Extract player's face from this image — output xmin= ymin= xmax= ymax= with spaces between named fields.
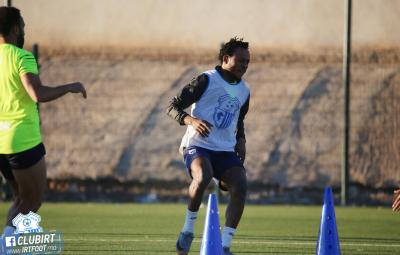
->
xmin=224 ymin=48 xmax=250 ymax=79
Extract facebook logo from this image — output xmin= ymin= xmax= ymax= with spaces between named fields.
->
xmin=5 ymin=236 xmax=16 ymax=247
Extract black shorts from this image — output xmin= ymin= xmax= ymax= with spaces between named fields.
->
xmin=0 ymin=143 xmax=46 ymax=180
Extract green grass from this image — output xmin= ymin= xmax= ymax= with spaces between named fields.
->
xmin=0 ymin=203 xmax=399 ymax=254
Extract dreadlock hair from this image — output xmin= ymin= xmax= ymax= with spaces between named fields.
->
xmin=0 ymin=6 xmax=21 ymax=37
xmin=218 ymin=37 xmax=249 ymax=63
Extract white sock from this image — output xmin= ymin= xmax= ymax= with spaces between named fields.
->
xmin=2 ymin=226 xmax=15 ymax=236
xmin=181 ymin=209 xmax=198 ymax=233
xmin=222 ymin=226 xmax=236 ymax=248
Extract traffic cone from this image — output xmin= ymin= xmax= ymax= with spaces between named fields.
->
xmin=316 ymin=187 xmax=341 ymax=255
xmin=200 ymin=194 xmax=223 ymax=255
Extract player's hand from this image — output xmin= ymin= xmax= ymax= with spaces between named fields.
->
xmin=393 ymin=189 xmax=400 ymax=212
xmin=68 ymin=82 xmax=87 ymax=99
xmin=235 ymin=138 xmax=246 ymax=163
xmin=185 ymin=116 xmax=213 ymax=137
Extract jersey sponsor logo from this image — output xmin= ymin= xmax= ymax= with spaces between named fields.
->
xmin=188 ymin=148 xmax=196 ymax=155
xmin=213 ymin=94 xmax=240 ymax=129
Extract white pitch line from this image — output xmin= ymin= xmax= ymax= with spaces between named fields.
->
xmin=63 ymin=238 xmax=400 ymax=248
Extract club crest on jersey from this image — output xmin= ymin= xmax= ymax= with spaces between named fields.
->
xmin=213 ymin=94 xmax=240 ymax=129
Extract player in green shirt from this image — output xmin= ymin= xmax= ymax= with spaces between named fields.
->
xmin=0 ymin=6 xmax=86 ymax=236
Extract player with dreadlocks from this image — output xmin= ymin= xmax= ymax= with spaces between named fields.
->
xmin=167 ymin=37 xmax=251 ymax=255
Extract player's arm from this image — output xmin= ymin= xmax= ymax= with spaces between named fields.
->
xmin=20 ymin=73 xmax=86 ymax=103
xmin=235 ymin=95 xmax=250 ymax=162
xmin=166 ymin=74 xmax=213 ymax=137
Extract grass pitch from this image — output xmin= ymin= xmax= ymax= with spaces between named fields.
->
xmin=0 ymin=203 xmax=399 ymax=254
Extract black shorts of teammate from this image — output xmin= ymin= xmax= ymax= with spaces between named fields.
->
xmin=0 ymin=143 xmax=46 ymax=180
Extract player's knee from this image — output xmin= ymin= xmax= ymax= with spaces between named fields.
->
xmin=197 ymin=177 xmax=213 ymax=190
xmin=192 ymin=171 xmax=212 ymax=190
xmin=230 ymin=179 xmax=247 ymax=199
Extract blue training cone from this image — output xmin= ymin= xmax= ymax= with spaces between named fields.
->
xmin=316 ymin=187 xmax=341 ymax=255
xmin=200 ymin=194 xmax=223 ymax=255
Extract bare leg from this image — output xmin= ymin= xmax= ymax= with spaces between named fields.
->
xmin=5 ymin=180 xmax=20 ymax=227
xmin=187 ymin=157 xmax=213 ymax=212
xmin=176 ymin=157 xmax=214 ymax=254
xmin=220 ymin=166 xmax=247 ymax=228
xmin=10 ymin=158 xmax=46 ymax=220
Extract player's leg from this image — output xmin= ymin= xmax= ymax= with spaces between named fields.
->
xmin=0 ymin=156 xmax=19 ymax=236
xmin=220 ymin=166 xmax=247 ymax=227
xmin=177 ymin=147 xmax=214 ymax=255
xmin=187 ymin=157 xmax=214 ymax=211
xmin=7 ymin=143 xmax=47 ymax=220
xmin=5 ymin=179 xmax=20 ymax=227
xmin=219 ymin=165 xmax=247 ymax=252
xmin=11 ymin=157 xmax=46 ymax=216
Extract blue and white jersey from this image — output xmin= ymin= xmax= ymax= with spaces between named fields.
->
xmin=180 ymin=69 xmax=250 ymax=152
